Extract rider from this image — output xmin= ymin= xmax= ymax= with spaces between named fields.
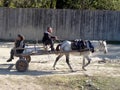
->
xmin=7 ymin=34 xmax=25 ymax=62
xmin=42 ymin=27 xmax=57 ymax=51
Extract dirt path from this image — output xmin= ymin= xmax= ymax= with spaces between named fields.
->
xmin=0 ymin=43 xmax=120 ymax=90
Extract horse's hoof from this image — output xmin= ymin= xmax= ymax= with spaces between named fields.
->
xmin=83 ymin=69 xmax=87 ymax=71
xmin=53 ymin=67 xmax=56 ymax=70
xmin=70 ymin=69 xmax=74 ymax=72
xmin=98 ymin=60 xmax=106 ymax=64
xmin=82 ymin=67 xmax=87 ymax=71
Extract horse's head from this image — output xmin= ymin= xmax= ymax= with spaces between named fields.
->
xmin=98 ymin=40 xmax=108 ymax=54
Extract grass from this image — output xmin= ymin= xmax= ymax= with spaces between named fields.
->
xmin=1 ymin=73 xmax=120 ymax=90
xmin=28 ymin=75 xmax=120 ymax=90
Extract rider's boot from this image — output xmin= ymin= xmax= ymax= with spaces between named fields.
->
xmin=7 ymin=55 xmax=14 ymax=62
xmin=7 ymin=58 xmax=12 ymax=62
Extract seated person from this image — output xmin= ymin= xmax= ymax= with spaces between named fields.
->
xmin=42 ymin=27 xmax=57 ymax=51
xmin=7 ymin=34 xmax=25 ymax=62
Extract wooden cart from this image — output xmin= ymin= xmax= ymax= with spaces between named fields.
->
xmin=14 ymin=46 xmax=89 ymax=72
xmin=14 ymin=47 xmax=70 ymax=72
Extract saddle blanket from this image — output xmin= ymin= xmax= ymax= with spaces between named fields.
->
xmin=71 ymin=40 xmax=94 ymax=52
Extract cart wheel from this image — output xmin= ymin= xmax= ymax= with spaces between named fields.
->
xmin=25 ymin=56 xmax=31 ymax=63
xmin=16 ymin=59 xmax=28 ymax=72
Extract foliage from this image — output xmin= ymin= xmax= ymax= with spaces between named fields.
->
xmin=0 ymin=0 xmax=120 ymax=10
xmin=0 ymin=0 xmax=56 ymax=8
xmin=90 ymin=0 xmax=120 ymax=10
xmin=56 ymin=0 xmax=81 ymax=9
xmin=33 ymin=75 xmax=120 ymax=90
xmin=56 ymin=0 xmax=120 ymax=10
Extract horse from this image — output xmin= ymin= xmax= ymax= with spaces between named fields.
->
xmin=53 ymin=40 xmax=108 ymax=71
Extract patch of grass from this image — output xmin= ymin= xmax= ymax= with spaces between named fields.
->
xmin=30 ymin=75 xmax=120 ymax=90
xmin=34 ymin=75 xmax=86 ymax=90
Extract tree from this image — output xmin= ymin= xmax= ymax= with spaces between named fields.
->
xmin=55 ymin=0 xmax=120 ymax=10
xmin=1 ymin=0 xmax=120 ymax=10
xmin=56 ymin=0 xmax=82 ymax=9
xmin=4 ymin=0 xmax=10 ymax=7
xmin=56 ymin=0 xmax=64 ymax=9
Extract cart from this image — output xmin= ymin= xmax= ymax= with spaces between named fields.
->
xmin=14 ymin=45 xmax=56 ymax=72
xmin=14 ymin=45 xmax=90 ymax=72
xmin=14 ymin=45 xmax=71 ymax=72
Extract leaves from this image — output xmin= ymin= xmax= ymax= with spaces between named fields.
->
xmin=0 ymin=0 xmax=120 ymax=10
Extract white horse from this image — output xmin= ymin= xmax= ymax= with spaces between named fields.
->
xmin=53 ymin=40 xmax=108 ymax=71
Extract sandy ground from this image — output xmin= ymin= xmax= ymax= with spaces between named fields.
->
xmin=0 ymin=42 xmax=120 ymax=90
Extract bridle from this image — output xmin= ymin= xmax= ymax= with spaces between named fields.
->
xmin=98 ymin=41 xmax=107 ymax=53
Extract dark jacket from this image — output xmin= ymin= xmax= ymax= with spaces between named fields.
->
xmin=15 ymin=40 xmax=25 ymax=53
xmin=42 ymin=31 xmax=55 ymax=43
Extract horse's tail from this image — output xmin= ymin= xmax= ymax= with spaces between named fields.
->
xmin=56 ymin=44 xmax=61 ymax=51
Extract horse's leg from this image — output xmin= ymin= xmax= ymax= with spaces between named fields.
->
xmin=65 ymin=53 xmax=73 ymax=72
xmin=82 ymin=57 xmax=86 ymax=71
xmin=82 ymin=56 xmax=91 ymax=71
xmin=85 ymin=56 xmax=91 ymax=67
xmin=53 ymin=54 xmax=63 ymax=70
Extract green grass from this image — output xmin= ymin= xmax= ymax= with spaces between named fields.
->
xmin=30 ymin=75 xmax=120 ymax=90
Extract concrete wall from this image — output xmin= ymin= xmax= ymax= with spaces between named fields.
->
xmin=0 ymin=8 xmax=120 ymax=41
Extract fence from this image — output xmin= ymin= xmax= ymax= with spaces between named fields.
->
xmin=0 ymin=8 xmax=120 ymax=41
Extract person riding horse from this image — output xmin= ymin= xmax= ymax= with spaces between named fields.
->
xmin=7 ymin=34 xmax=25 ymax=62
xmin=42 ymin=27 xmax=57 ymax=51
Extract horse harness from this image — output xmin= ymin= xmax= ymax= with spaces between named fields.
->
xmin=71 ymin=40 xmax=94 ymax=52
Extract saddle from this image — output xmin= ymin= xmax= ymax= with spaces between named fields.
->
xmin=71 ymin=40 xmax=94 ymax=52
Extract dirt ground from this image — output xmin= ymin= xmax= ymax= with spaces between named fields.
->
xmin=0 ymin=42 xmax=120 ymax=90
